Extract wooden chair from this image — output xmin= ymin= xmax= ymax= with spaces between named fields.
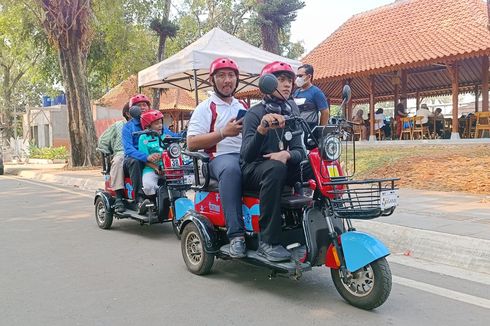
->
xmin=475 ymin=112 xmax=490 ymax=138
xmin=376 ymin=127 xmax=385 ymax=140
xmin=412 ymin=116 xmax=431 ymax=139
xmin=462 ymin=115 xmax=477 ymax=138
xmin=400 ymin=117 xmax=412 ymax=140
xmin=353 ymin=124 xmax=363 ymax=141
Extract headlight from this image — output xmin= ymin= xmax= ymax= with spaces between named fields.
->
xmin=168 ymin=143 xmax=181 ymax=158
xmin=320 ymin=135 xmax=342 ymax=161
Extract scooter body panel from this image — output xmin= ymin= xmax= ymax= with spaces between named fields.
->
xmin=340 ymin=231 xmax=390 ymax=272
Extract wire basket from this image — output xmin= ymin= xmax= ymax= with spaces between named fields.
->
xmin=163 ymin=165 xmax=194 ymax=190
xmin=325 ymin=178 xmax=399 ymax=219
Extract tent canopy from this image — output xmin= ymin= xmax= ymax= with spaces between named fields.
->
xmin=137 ymin=28 xmax=302 ymax=94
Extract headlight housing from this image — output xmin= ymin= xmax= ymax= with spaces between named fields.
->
xmin=168 ymin=143 xmax=181 ymax=158
xmin=320 ymin=135 xmax=342 ymax=161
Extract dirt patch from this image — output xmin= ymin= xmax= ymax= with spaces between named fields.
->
xmin=355 ymin=144 xmax=490 ymax=194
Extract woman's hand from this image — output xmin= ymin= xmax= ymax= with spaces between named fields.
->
xmin=263 ymin=151 xmax=291 ymax=164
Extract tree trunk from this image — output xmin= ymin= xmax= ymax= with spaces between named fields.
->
xmin=58 ymin=41 xmax=98 ymax=166
xmin=152 ymin=35 xmax=167 ymax=110
xmin=260 ymin=22 xmax=280 ymax=54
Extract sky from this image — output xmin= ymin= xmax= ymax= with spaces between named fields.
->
xmin=290 ymin=0 xmax=396 ymax=55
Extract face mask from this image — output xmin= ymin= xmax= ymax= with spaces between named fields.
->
xmin=295 ymin=76 xmax=305 ymax=88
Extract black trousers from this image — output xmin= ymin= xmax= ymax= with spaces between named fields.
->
xmin=123 ymin=157 xmax=144 ymax=200
xmin=242 ymin=159 xmax=302 ymax=244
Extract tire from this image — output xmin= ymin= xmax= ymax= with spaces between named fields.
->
xmin=181 ymin=223 xmax=214 ymax=275
xmin=0 ymin=167 xmax=4 ymax=175
xmin=331 ymin=257 xmax=392 ymax=310
xmin=95 ymin=196 xmax=114 ymax=229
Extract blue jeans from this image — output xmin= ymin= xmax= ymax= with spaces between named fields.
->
xmin=209 ymin=153 xmax=244 ymax=238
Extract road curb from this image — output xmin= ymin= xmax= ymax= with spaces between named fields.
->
xmin=12 ymin=170 xmax=104 ymax=192
xmin=355 ymin=220 xmax=490 ymax=274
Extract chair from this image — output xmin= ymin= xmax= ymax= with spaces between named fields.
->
xmin=376 ymin=127 xmax=385 ymax=140
xmin=400 ymin=117 xmax=412 ymax=140
xmin=462 ymin=115 xmax=477 ymax=138
xmin=353 ymin=124 xmax=363 ymax=141
xmin=475 ymin=112 xmax=490 ymax=138
xmin=412 ymin=116 xmax=431 ymax=139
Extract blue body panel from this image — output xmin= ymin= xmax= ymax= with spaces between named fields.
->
xmin=175 ymin=197 xmax=194 ymax=220
xmin=341 ymin=231 xmax=390 ymax=272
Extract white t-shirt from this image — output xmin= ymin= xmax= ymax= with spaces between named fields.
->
xmin=416 ymin=108 xmax=434 ymax=124
xmin=375 ymin=113 xmax=386 ymax=130
xmin=187 ymin=93 xmax=246 ymax=157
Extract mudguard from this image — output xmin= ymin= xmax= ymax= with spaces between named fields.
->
xmin=94 ymin=189 xmax=113 ymax=208
xmin=340 ymin=231 xmax=390 ymax=272
xmin=174 ymin=197 xmax=194 ymax=221
xmin=179 ymin=211 xmax=219 ymax=253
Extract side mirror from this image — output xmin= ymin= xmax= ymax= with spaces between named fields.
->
xmin=342 ymin=85 xmax=352 ymax=103
xmin=129 ymin=105 xmax=141 ymax=119
xmin=258 ymin=73 xmax=278 ymax=95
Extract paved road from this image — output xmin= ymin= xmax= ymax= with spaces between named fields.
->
xmin=1 ymin=176 xmax=489 ymax=326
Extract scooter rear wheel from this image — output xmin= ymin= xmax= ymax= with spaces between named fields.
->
xmin=181 ymin=223 xmax=214 ymax=275
xmin=95 ymin=196 xmax=113 ymax=229
xmin=331 ymin=257 xmax=392 ymax=310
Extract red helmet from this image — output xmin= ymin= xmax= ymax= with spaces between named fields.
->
xmin=141 ymin=110 xmax=163 ymax=130
xmin=129 ymin=94 xmax=151 ymax=107
xmin=209 ymin=57 xmax=239 ymax=76
xmin=261 ymin=61 xmax=295 ymax=79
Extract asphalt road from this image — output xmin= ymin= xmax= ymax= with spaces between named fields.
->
xmin=1 ymin=176 xmax=489 ymax=326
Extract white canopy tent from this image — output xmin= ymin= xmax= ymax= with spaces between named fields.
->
xmin=137 ymin=28 xmax=302 ymax=104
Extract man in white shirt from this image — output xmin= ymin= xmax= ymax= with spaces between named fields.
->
xmin=187 ymin=58 xmax=247 ymax=258
xmin=417 ymin=103 xmax=434 ymax=125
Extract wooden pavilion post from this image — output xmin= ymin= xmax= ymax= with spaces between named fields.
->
xmin=475 ymin=84 xmax=480 ymax=113
xmin=345 ymin=79 xmax=353 ymax=120
xmin=400 ymin=70 xmax=408 ymax=109
xmin=415 ymin=91 xmax=420 ymax=111
xmin=447 ymin=62 xmax=460 ymax=139
xmin=482 ymin=56 xmax=489 ymax=112
xmin=369 ymin=75 xmax=376 ymax=142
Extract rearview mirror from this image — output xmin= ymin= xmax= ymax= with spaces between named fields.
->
xmin=258 ymin=73 xmax=278 ymax=95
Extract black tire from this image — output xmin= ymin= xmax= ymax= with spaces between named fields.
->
xmin=181 ymin=223 xmax=214 ymax=275
xmin=95 ymin=196 xmax=114 ymax=229
xmin=331 ymin=257 xmax=392 ymax=310
xmin=0 ymin=167 xmax=4 ymax=175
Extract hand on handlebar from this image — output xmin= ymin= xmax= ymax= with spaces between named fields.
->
xmin=258 ymin=114 xmax=285 ymax=135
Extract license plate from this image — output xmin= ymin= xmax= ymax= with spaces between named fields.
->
xmin=184 ymin=174 xmax=194 ymax=184
xmin=380 ymin=190 xmax=399 ymax=209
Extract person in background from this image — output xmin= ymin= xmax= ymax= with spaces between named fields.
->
xmin=374 ymin=108 xmax=391 ymax=139
xmin=395 ymin=103 xmax=408 ymax=139
xmin=352 ymin=109 xmax=368 ymax=140
xmin=97 ymin=102 xmax=131 ymax=213
xmin=434 ymin=108 xmax=445 ymax=138
xmin=293 ymin=64 xmax=329 ymax=132
xmin=416 ymin=104 xmax=434 ymax=127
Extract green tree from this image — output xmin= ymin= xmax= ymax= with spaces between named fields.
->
xmin=255 ymin=0 xmax=304 ymax=55
xmin=36 ymin=0 xmax=99 ymax=167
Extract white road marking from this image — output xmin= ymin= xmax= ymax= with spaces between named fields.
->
xmin=393 ymin=275 xmax=490 ymax=310
xmin=4 ymin=175 xmax=93 ymax=198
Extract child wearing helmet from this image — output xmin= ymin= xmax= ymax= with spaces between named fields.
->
xmin=137 ymin=110 xmax=174 ymax=213
xmin=240 ymin=61 xmax=305 ymax=263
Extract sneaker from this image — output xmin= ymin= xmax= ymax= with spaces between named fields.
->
xmin=257 ymin=242 xmax=291 ymax=262
xmin=229 ymin=236 xmax=246 ymax=258
xmin=138 ymin=199 xmax=151 ymax=215
xmin=114 ymin=198 xmax=126 ymax=213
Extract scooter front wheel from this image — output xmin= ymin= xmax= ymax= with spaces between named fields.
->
xmin=331 ymin=257 xmax=392 ymax=310
xmin=181 ymin=223 xmax=214 ymax=275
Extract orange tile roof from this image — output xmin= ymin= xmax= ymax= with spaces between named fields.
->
xmin=303 ymin=0 xmax=490 ymax=81
xmin=95 ymin=75 xmax=205 ymax=110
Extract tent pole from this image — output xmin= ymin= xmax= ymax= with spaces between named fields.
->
xmin=193 ymin=69 xmax=199 ymax=106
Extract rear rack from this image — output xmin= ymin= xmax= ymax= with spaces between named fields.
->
xmin=324 ymin=178 xmax=399 ymax=219
xmin=163 ymin=165 xmax=194 ymax=189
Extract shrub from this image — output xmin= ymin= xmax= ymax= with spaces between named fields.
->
xmin=29 ymin=145 xmax=68 ymax=160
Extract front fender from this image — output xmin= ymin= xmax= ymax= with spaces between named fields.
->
xmin=94 ymin=190 xmax=113 ymax=207
xmin=341 ymin=231 xmax=390 ymax=272
xmin=174 ymin=197 xmax=194 ymax=221
xmin=179 ymin=211 xmax=219 ymax=253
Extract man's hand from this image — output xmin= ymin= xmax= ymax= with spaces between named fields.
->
xmin=263 ymin=151 xmax=291 ymax=164
xmin=257 ymin=114 xmax=285 ymax=135
xmin=221 ymin=118 xmax=243 ymax=138
xmin=147 ymin=153 xmax=161 ymax=163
